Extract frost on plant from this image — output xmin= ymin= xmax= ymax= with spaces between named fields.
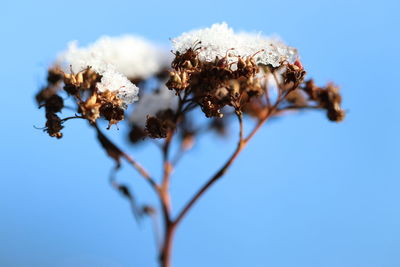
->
xmin=172 ymin=22 xmax=297 ymax=67
xmin=96 ymin=67 xmax=139 ymax=107
xmin=35 ymin=23 xmax=345 ymax=267
xmin=36 ymin=35 xmax=172 ymax=135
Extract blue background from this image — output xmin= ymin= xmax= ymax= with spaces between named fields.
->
xmin=1 ymin=0 xmax=399 ymax=266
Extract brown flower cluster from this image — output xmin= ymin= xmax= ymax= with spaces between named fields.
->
xmin=302 ymin=80 xmax=345 ymax=122
xmin=36 ymin=68 xmax=65 ymax=138
xmin=145 ymin=109 xmax=176 ymax=139
xmin=37 ymin=38 xmax=345 ymax=147
xmin=36 ymin=67 xmax=133 ymax=138
xmin=126 ymin=42 xmax=345 ymax=146
xmin=163 ymin=43 xmax=344 ymax=128
xmin=166 ymin=43 xmax=267 ymax=118
xmin=62 ymin=67 xmax=130 ymax=127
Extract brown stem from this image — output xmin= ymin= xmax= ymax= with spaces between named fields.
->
xmin=159 ymin=130 xmax=176 ymax=267
xmin=60 ymin=115 xmax=85 ymax=122
xmin=94 ymin=124 xmax=169 ymax=265
xmin=161 ymin=134 xmax=173 ymax=190
xmin=122 ymin=151 xmax=159 ymax=191
xmin=174 ymin=112 xmax=245 ymax=226
xmin=94 ymin=124 xmax=159 ymax=192
xmin=158 ymin=89 xmax=192 ymax=267
xmin=159 ymin=222 xmax=175 ymax=267
xmin=275 ymin=105 xmax=321 ymax=114
xmin=159 ymin=113 xmax=246 ymax=264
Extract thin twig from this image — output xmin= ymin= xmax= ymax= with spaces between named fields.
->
xmin=171 ymin=146 xmax=187 ymax=167
xmin=277 ymin=105 xmax=320 ymax=111
xmin=147 ymin=210 xmax=162 ymax=252
xmin=174 ymin=111 xmax=245 ymax=226
xmin=60 ymin=115 xmax=85 ymax=122
xmin=122 ymin=151 xmax=159 ymax=191
xmin=93 ymin=124 xmax=159 ymax=192
xmin=237 ymin=111 xmax=244 ymax=142
xmin=158 ymin=90 xmax=195 ymax=267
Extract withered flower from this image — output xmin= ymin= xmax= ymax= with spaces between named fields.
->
xmin=47 ymin=68 xmax=63 ymax=85
xmin=302 ymin=79 xmax=345 ymax=122
xmin=44 ymin=112 xmax=63 ymax=139
xmin=44 ymin=94 xmax=64 ymax=113
xmin=40 ymin=35 xmax=171 ymax=133
xmin=60 ymin=57 xmax=138 ymax=127
xmin=282 ymin=60 xmax=306 ymax=89
xmin=80 ymin=93 xmax=101 ymax=123
xmin=100 ymin=102 xmax=125 ymax=128
xmin=200 ymin=95 xmax=225 ymax=118
xmin=285 ymin=89 xmax=308 ymax=108
xmin=166 ymin=70 xmax=190 ymax=90
xmin=145 ymin=109 xmax=176 ymax=139
xmin=167 ymin=23 xmax=300 ymax=119
xmin=128 ymin=124 xmax=147 ymax=143
xmin=36 ymin=68 xmax=63 ymax=105
xmin=171 ymin=41 xmax=202 ymax=69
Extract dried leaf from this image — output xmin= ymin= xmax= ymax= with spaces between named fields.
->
xmin=96 ymin=126 xmax=123 ymax=168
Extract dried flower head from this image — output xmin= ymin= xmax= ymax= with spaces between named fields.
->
xmin=302 ymin=80 xmax=345 ymax=122
xmin=36 ymin=35 xmax=159 ymax=137
xmin=44 ymin=112 xmax=63 ymax=139
xmin=60 ymin=65 xmax=138 ymax=128
xmin=145 ymin=109 xmax=176 ymax=139
xmin=57 ymin=38 xmax=145 ymax=127
xmin=167 ymin=23 xmax=300 ymax=118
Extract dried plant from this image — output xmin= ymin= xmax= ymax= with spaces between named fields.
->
xmin=35 ymin=23 xmax=345 ymax=267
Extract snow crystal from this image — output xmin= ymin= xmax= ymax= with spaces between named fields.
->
xmin=130 ymin=86 xmax=179 ymax=128
xmin=58 ymin=49 xmax=139 ymax=107
xmin=171 ymin=23 xmax=298 ymax=67
xmin=57 ymin=35 xmax=169 ymax=79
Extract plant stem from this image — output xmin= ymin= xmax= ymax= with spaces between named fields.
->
xmin=174 ymin=112 xmax=246 ymax=226
xmin=159 ymin=221 xmax=175 ymax=267
xmin=94 ymin=71 xmax=295 ymax=267
xmin=94 ymin=123 xmax=159 ymax=192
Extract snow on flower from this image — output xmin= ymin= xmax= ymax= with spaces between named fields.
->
xmin=96 ymin=67 xmax=139 ymax=107
xmin=171 ymin=22 xmax=298 ymax=67
xmin=55 ymin=35 xmax=172 ymax=107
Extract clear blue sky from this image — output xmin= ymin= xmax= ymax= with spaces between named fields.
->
xmin=1 ymin=0 xmax=399 ymax=266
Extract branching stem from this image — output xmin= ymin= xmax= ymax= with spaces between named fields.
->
xmin=94 ymin=70 xmax=299 ymax=267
